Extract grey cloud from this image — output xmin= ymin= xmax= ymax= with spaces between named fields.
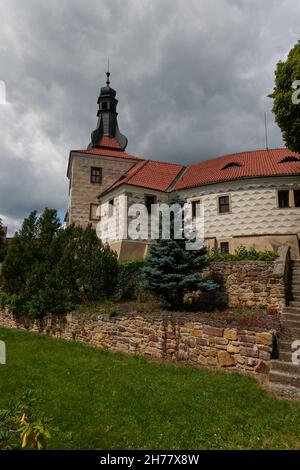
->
xmin=0 ymin=0 xmax=299 ymax=234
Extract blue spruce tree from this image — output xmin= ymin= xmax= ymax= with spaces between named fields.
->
xmin=141 ymin=194 xmax=217 ymax=309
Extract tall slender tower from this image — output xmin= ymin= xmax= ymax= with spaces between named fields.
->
xmin=66 ymin=72 xmax=141 ymax=228
xmin=88 ymin=70 xmax=128 ymax=150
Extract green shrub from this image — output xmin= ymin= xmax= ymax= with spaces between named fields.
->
xmin=115 ymin=260 xmax=144 ymax=301
xmin=0 ymin=391 xmax=53 ymax=450
xmin=1 ymin=209 xmax=119 ymax=317
xmin=209 ymin=245 xmax=279 ymax=262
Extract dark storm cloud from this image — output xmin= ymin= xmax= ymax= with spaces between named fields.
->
xmin=0 ymin=0 xmax=299 ymax=233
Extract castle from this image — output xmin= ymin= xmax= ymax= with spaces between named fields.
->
xmin=66 ymin=73 xmax=300 ymax=260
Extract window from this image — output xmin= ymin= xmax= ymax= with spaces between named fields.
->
xmin=90 ymin=203 xmax=100 ymax=221
xmin=221 ymin=162 xmax=242 ymax=170
xmin=220 ymin=242 xmax=230 ymax=254
xmin=91 ymin=167 xmax=102 ymax=184
xmin=145 ymin=195 xmax=157 ymax=214
xmin=278 ymin=190 xmax=290 ymax=208
xmin=218 ymin=195 xmax=230 ymax=214
xmin=279 ymin=156 xmax=300 ymax=163
xmin=109 ymin=199 xmax=114 ymax=217
xmin=101 ymin=102 xmax=108 ymax=110
xmin=191 ymin=200 xmax=200 ymax=219
xmin=294 ymin=190 xmax=300 ymax=208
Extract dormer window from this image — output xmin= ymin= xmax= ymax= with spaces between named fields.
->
xmin=221 ymin=162 xmax=242 ymax=170
xmin=279 ymin=156 xmax=300 ymax=163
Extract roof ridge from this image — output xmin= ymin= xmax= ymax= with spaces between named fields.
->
xmin=143 ymin=158 xmax=184 ymax=167
xmin=125 ymin=159 xmax=149 ymax=182
xmin=187 ymin=147 xmax=293 ymax=168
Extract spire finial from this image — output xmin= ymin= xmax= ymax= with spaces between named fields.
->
xmin=106 ymin=57 xmax=110 ymax=87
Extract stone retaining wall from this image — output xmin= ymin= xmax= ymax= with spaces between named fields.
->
xmin=208 ymin=246 xmax=290 ymax=313
xmin=0 ymin=308 xmax=276 ymax=376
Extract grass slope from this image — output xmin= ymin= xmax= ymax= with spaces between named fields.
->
xmin=0 ymin=327 xmax=300 ymax=450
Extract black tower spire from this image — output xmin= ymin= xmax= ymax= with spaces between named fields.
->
xmin=88 ymin=70 xmax=128 ymax=150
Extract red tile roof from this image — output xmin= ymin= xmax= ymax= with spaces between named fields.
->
xmin=174 ymin=148 xmax=300 ymax=190
xmin=95 ymin=136 xmax=122 ymax=149
xmin=101 ymin=160 xmax=185 ymax=196
xmin=71 ymin=146 xmax=143 ymax=161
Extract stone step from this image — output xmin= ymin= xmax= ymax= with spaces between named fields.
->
xmin=271 ymin=360 xmax=300 ymax=375
xmin=279 ymin=327 xmax=300 ymax=337
xmin=281 ymin=313 xmax=300 ymax=321
xmin=278 ymin=340 xmax=293 ymax=352
xmin=283 ymin=307 xmax=300 ymax=314
xmin=269 ymin=382 xmax=300 ymax=398
xmin=278 ymin=351 xmax=292 ymax=362
xmin=282 ymin=319 xmax=300 ymax=329
xmin=269 ymin=370 xmax=300 ymax=388
xmin=289 ymin=301 xmax=300 ymax=308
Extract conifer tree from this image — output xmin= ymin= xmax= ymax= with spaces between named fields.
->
xmin=141 ymin=194 xmax=217 ymax=309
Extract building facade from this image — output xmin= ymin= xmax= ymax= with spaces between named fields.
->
xmin=67 ymin=76 xmax=300 ymax=260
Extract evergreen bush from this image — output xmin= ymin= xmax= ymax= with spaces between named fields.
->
xmin=1 ymin=209 xmax=118 ymax=317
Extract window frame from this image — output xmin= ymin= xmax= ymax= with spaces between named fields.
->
xmin=89 ymin=203 xmax=100 ymax=222
xmin=90 ymin=167 xmax=102 ymax=184
xmin=293 ymin=189 xmax=300 ymax=208
xmin=108 ymin=199 xmax=114 ymax=217
xmin=277 ymin=189 xmax=291 ymax=209
xmin=145 ymin=194 xmax=157 ymax=215
xmin=220 ymin=241 xmax=230 ymax=254
xmin=218 ymin=194 xmax=231 ymax=214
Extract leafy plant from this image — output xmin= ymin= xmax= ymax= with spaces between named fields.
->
xmin=115 ymin=260 xmax=144 ymax=301
xmin=269 ymin=40 xmax=300 ymax=153
xmin=209 ymin=245 xmax=279 ymax=262
xmin=0 ymin=391 xmax=53 ymax=450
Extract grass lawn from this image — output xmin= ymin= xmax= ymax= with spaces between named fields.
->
xmin=1 ymin=328 xmax=300 ymax=450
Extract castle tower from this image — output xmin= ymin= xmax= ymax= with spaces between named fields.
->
xmin=66 ymin=72 xmax=141 ymax=228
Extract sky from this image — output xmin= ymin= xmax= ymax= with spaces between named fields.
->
xmin=0 ymin=0 xmax=299 ymax=234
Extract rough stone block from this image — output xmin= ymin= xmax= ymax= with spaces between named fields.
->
xmin=224 ymin=329 xmax=238 ymax=341
xmin=217 ymin=351 xmax=235 ymax=367
xmin=203 ymin=326 xmax=224 ymax=337
xmin=255 ymin=332 xmax=273 ymax=346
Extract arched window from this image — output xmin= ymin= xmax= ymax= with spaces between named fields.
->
xmin=221 ymin=162 xmax=242 ymax=170
xmin=279 ymin=156 xmax=300 ymax=163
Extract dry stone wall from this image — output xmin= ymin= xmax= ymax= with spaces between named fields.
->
xmin=0 ymin=308 xmax=276 ymax=376
xmin=208 ymin=246 xmax=290 ymax=313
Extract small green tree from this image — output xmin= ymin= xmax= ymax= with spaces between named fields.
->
xmin=270 ymin=41 xmax=300 ymax=153
xmin=141 ymin=195 xmax=217 ymax=309
xmin=2 ymin=210 xmax=119 ymax=317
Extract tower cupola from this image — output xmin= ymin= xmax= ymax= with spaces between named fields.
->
xmin=88 ymin=71 xmax=128 ymax=150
